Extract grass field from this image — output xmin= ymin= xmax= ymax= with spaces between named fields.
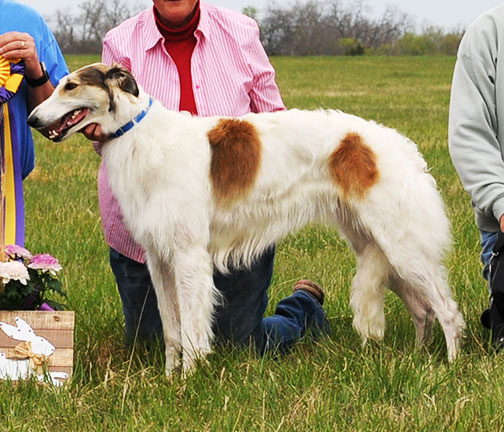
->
xmin=1 ymin=55 xmax=502 ymax=431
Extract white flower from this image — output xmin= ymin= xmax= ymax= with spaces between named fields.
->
xmin=0 ymin=261 xmax=30 ymax=285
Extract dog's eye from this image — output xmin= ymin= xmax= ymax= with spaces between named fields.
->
xmin=65 ymin=82 xmax=78 ymax=91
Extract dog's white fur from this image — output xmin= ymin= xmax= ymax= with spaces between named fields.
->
xmin=29 ymin=64 xmax=465 ymax=375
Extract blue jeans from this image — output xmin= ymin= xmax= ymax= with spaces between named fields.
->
xmin=109 ymin=247 xmax=329 ymax=354
xmin=480 ymin=230 xmax=498 ymax=282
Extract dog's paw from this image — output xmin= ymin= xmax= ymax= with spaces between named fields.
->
xmin=180 ymin=356 xmax=210 ymax=379
xmin=353 ymin=315 xmax=385 ymax=343
xmin=165 ymin=346 xmax=181 ymax=377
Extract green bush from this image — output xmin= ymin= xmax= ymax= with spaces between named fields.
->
xmin=338 ymin=37 xmax=366 ymax=56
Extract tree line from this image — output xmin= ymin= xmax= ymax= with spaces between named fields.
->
xmin=49 ymin=0 xmax=145 ymax=54
xmin=255 ymin=0 xmax=463 ymax=56
xmin=49 ymin=0 xmax=463 ymax=56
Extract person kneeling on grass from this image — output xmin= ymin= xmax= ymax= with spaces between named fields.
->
xmin=449 ymin=4 xmax=504 ymax=350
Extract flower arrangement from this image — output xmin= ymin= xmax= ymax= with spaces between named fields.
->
xmin=0 ymin=244 xmax=66 ymax=311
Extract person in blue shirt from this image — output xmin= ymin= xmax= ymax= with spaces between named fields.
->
xmin=0 ymin=0 xmax=68 ymax=245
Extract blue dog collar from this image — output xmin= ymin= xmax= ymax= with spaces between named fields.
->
xmin=111 ymin=97 xmax=154 ymax=138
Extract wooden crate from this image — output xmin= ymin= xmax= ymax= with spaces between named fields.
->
xmin=0 ymin=311 xmax=74 ymax=382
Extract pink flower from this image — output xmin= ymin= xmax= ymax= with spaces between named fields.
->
xmin=28 ymin=254 xmax=62 ymax=275
xmin=5 ymin=244 xmax=32 ymax=260
xmin=0 ymin=261 xmax=30 ymax=285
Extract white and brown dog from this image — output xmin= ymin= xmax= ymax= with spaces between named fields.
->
xmin=28 ymin=63 xmax=465 ymax=375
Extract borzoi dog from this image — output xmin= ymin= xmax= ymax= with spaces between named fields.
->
xmin=28 ymin=63 xmax=465 ymax=375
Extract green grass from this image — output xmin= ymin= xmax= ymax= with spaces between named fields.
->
xmin=2 ymin=55 xmax=500 ymax=430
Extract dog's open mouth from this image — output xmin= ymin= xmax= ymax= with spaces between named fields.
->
xmin=46 ymin=108 xmax=89 ymax=141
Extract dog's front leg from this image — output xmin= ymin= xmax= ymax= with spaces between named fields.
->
xmin=172 ymin=246 xmax=220 ymax=376
xmin=146 ymin=251 xmax=182 ymax=376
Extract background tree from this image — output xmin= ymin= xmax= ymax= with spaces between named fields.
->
xmin=260 ymin=0 xmax=414 ymax=55
xmin=242 ymin=6 xmax=259 ymax=21
xmin=51 ymin=0 xmax=146 ymax=54
xmin=259 ymin=0 xmax=465 ymax=56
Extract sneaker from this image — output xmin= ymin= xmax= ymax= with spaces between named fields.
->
xmin=293 ymin=279 xmax=325 ymax=306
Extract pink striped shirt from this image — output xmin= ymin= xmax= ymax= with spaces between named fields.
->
xmin=99 ymin=3 xmax=285 ymax=263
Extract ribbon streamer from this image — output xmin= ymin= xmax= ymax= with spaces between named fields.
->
xmin=0 ymin=55 xmax=26 ymax=251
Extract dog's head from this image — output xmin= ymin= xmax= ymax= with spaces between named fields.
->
xmin=28 ymin=63 xmax=141 ymax=142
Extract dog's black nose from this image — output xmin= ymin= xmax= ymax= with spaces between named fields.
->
xmin=27 ymin=114 xmax=40 ymax=129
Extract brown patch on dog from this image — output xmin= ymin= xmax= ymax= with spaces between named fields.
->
xmin=207 ymin=118 xmax=262 ymax=206
xmin=329 ymin=132 xmax=379 ymax=198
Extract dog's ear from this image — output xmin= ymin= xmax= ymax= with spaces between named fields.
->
xmin=105 ymin=66 xmax=139 ymax=97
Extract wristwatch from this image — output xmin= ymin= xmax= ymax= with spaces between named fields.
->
xmin=25 ymin=61 xmax=50 ymax=87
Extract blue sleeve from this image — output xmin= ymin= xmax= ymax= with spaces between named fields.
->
xmin=36 ymin=16 xmax=69 ymax=85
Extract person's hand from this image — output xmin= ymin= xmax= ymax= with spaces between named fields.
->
xmin=0 ymin=31 xmax=43 ymax=82
xmin=80 ymin=123 xmax=109 ymax=143
xmin=500 ymin=214 xmax=504 ymax=233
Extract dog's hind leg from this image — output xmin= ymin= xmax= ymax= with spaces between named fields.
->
xmin=146 ymin=252 xmax=182 ymax=376
xmin=171 ymin=246 xmax=220 ymax=376
xmin=400 ymin=266 xmax=464 ymax=362
xmin=388 ymin=275 xmax=435 ymax=348
xmin=344 ymin=226 xmax=437 ymax=349
xmin=372 ymin=239 xmax=465 ymax=361
xmin=349 ymin=242 xmax=390 ymax=345
xmin=348 ymin=180 xmax=464 ymax=360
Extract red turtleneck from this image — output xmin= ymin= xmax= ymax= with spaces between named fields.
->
xmin=155 ymin=4 xmax=200 ymax=115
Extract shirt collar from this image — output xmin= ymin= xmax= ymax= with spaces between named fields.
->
xmin=144 ymin=3 xmax=211 ymax=52
xmin=196 ymin=3 xmax=211 ymax=40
